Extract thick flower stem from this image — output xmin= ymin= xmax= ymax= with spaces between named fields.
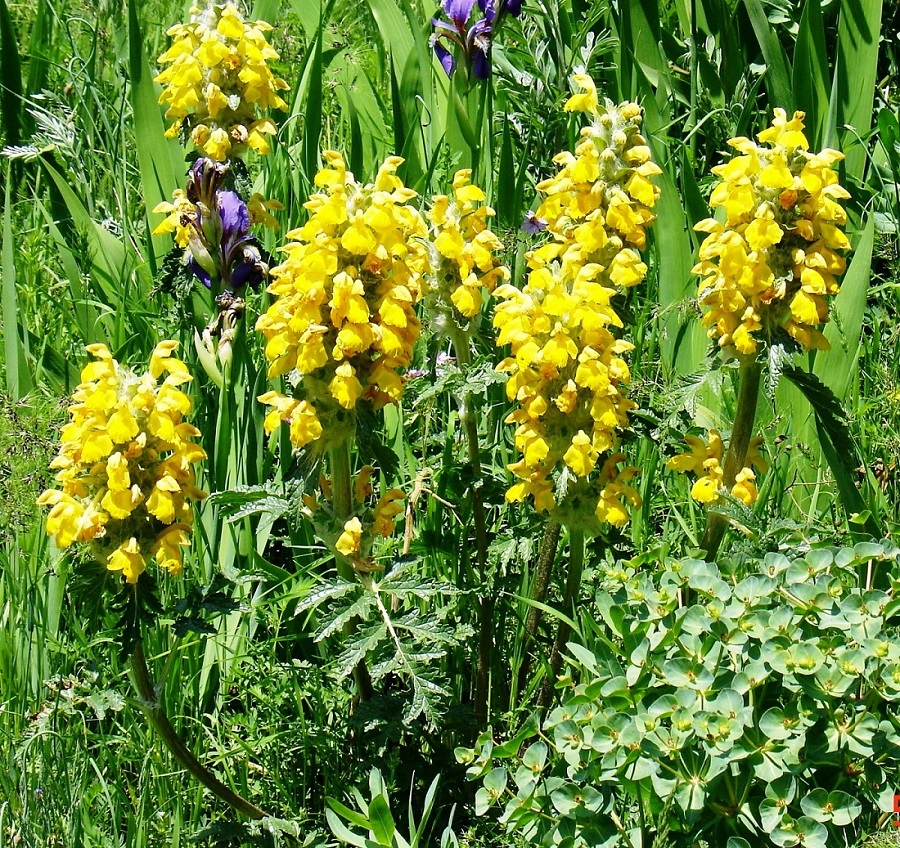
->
xmin=129 ymin=643 xmax=266 ymax=820
xmin=700 ymin=359 xmax=763 ymax=562
xmin=452 ymin=339 xmax=493 ymax=727
xmin=516 ymin=521 xmax=561 ymax=700
xmin=537 ymin=527 xmax=585 ymax=709
xmin=328 ymin=440 xmax=374 ymax=701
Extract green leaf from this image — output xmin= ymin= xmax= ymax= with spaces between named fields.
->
xmin=835 ymin=0 xmax=883 ymax=179
xmin=792 ymin=0 xmax=829 ymax=146
xmin=127 ymin=0 xmax=182 ymax=273
xmin=742 ymin=0 xmax=793 ymax=109
xmin=42 ymin=160 xmax=150 ymax=302
xmin=326 ymin=808 xmax=369 ymax=848
xmin=294 ymin=580 xmax=358 ymax=614
xmin=783 ymin=364 xmax=881 ymax=537
xmin=815 ymin=214 xmax=875 ymax=400
xmin=2 ymin=179 xmax=32 ymax=398
xmin=367 ymin=794 xmax=395 ymax=847
xmin=0 ymin=0 xmax=23 ymax=149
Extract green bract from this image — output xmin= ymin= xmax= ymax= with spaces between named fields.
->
xmin=459 ymin=542 xmax=900 ymax=847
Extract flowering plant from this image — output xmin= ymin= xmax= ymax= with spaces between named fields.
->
xmin=37 ymin=342 xmax=205 ymax=584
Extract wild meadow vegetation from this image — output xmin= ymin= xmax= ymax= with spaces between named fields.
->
xmin=1 ymin=0 xmax=899 ymax=845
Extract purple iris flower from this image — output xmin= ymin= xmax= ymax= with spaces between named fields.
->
xmin=180 ymin=159 xmax=267 ymax=294
xmin=431 ymin=0 xmax=520 ymax=79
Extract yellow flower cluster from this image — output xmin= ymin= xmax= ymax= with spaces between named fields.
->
xmin=668 ymin=432 xmax=768 ymax=505
xmin=303 ymin=467 xmax=405 ymax=563
xmin=155 ymin=2 xmax=289 ymax=161
xmin=37 ymin=343 xmax=206 ymax=584
xmin=424 ymin=170 xmax=508 ymax=332
xmin=693 ymin=109 xmax=850 ymax=354
xmin=256 ymin=152 xmax=429 ymax=450
xmin=492 ymin=75 xmax=659 ymax=528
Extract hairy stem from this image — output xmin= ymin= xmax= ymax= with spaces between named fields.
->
xmin=452 ymin=338 xmax=493 ymax=727
xmin=328 ymin=440 xmax=374 ymax=701
xmin=130 ymin=643 xmax=266 ymax=819
xmin=516 ymin=521 xmax=561 ymax=700
xmin=537 ymin=527 xmax=585 ymax=709
xmin=700 ymin=358 xmax=763 ymax=561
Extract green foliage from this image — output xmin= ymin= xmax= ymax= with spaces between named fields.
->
xmin=461 ymin=542 xmax=900 ymax=846
xmin=327 ymin=768 xmax=456 ymax=848
xmin=296 ymin=556 xmax=474 ymax=724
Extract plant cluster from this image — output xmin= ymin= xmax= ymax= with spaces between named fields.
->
xmin=461 ymin=542 xmax=900 ymax=848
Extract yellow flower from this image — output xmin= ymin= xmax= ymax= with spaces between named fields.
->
xmin=668 ymin=431 xmax=767 ymax=505
xmin=424 ymin=170 xmax=508 ymax=334
xmin=336 ymin=517 xmax=363 ymax=556
xmin=155 ymin=3 xmax=289 ymax=160
xmin=373 ymin=490 xmax=405 ymax=537
xmin=152 ymin=190 xmax=195 ymax=248
xmin=256 ymin=152 xmax=428 ymax=451
xmin=37 ymin=342 xmax=206 ymax=584
xmin=693 ymin=109 xmax=850 ymax=354
xmin=494 ymin=76 xmax=658 ymax=529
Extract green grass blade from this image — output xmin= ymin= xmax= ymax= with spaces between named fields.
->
xmin=128 ymin=0 xmax=183 ymax=274
xmin=24 ymin=0 xmax=53 ymax=105
xmin=742 ymin=0 xmax=793 ymax=109
xmin=250 ymin=0 xmax=280 ymax=21
xmin=2 ymin=179 xmax=32 ymax=398
xmin=784 ymin=365 xmax=882 ymax=537
xmin=41 ymin=160 xmax=137 ymax=305
xmin=302 ymin=5 xmax=325 ymax=180
xmin=835 ymin=0 xmax=883 ymax=180
xmin=814 ymin=213 xmax=875 ymax=400
xmin=364 ymin=0 xmax=415 ymax=75
xmin=0 ymin=0 xmax=23 ymax=149
xmin=792 ymin=0 xmax=829 ymax=147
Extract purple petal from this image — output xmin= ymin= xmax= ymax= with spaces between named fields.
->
xmin=443 ymin=0 xmax=477 ymax=27
xmin=503 ymin=0 xmax=522 ymax=15
xmin=433 ymin=40 xmax=456 ymax=76
xmin=521 ymin=212 xmax=547 ymax=234
xmin=472 ymin=45 xmax=491 ymax=78
xmin=478 ymin=0 xmax=496 ymax=22
xmin=190 ymin=256 xmax=212 ymax=288
xmin=218 ymin=191 xmax=250 ymax=241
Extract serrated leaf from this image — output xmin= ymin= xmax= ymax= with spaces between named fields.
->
xmin=336 ymin=623 xmax=387 ymax=679
xmin=316 ymin=593 xmax=376 ymax=641
xmin=294 ymin=580 xmax=358 ymax=615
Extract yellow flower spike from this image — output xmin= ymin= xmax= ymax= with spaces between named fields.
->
xmin=695 ymin=109 xmax=848 ymax=354
xmin=424 ymin=170 xmax=508 ymax=333
xmin=155 ymin=2 xmax=289 ymax=159
xmin=37 ymin=343 xmax=206 ymax=584
xmin=494 ymin=76 xmax=658 ymax=529
xmin=257 ymin=152 xmax=428 ymax=451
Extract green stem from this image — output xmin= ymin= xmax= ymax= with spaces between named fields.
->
xmin=130 ymin=643 xmax=265 ymax=820
xmin=327 ymin=440 xmax=374 ymax=701
xmin=452 ymin=338 xmax=493 ymax=727
xmin=537 ymin=527 xmax=585 ymax=709
xmin=516 ymin=521 xmax=561 ymax=701
xmin=700 ymin=358 xmax=763 ymax=561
